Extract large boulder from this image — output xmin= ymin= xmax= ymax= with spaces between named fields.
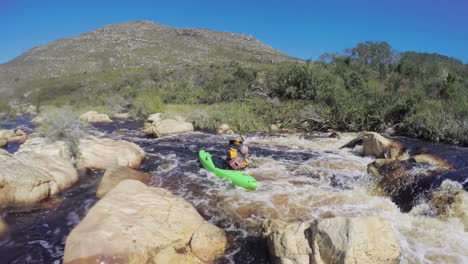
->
xmin=144 ymin=119 xmax=194 ymax=137
xmin=77 ymin=136 xmax=145 ymax=170
xmin=63 ymin=180 xmax=227 ymax=264
xmin=96 ymin=165 xmax=152 ymax=198
xmin=362 ymin=132 xmax=406 ymax=159
xmin=79 ymin=111 xmax=112 ymax=123
xmin=429 ymin=181 xmax=468 ymax=231
xmin=0 ymin=152 xmax=78 ymax=205
xmin=16 ymin=137 xmax=72 ymax=161
xmin=262 ymin=217 xmax=401 ymax=264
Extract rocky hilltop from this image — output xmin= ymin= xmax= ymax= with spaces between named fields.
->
xmin=0 ymin=20 xmax=300 ymax=95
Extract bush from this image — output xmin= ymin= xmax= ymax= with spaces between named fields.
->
xmin=129 ymin=91 xmax=166 ymax=118
xmin=39 ymin=108 xmax=88 ymax=158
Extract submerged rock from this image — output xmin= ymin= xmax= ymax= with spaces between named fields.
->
xmin=96 ymin=165 xmax=152 ymax=198
xmin=64 ymin=180 xmax=227 ymax=263
xmin=262 ymin=217 xmax=401 ymax=264
xmin=429 ymin=181 xmax=468 ymax=231
xmin=79 ymin=111 xmax=112 ymax=123
xmin=0 ymin=152 xmax=78 ymax=205
xmin=77 ymin=136 xmax=146 ymax=170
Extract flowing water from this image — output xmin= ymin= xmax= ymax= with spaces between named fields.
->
xmin=1 ymin=117 xmax=467 ymax=263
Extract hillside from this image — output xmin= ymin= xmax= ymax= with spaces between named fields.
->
xmin=0 ymin=20 xmax=301 ymax=96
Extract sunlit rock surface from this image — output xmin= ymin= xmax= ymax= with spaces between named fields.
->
xmin=16 ymin=137 xmax=72 ymax=161
xmin=77 ymin=136 xmax=145 ymax=170
xmin=0 ymin=152 xmax=77 ymax=205
xmin=217 ymin=124 xmax=233 ymax=134
xmin=363 ymin=131 xmax=406 ymax=159
xmin=262 ymin=217 xmax=401 ymax=264
xmin=144 ymin=118 xmax=194 ymax=137
xmin=96 ymin=165 xmax=152 ymax=198
xmin=79 ymin=111 xmax=112 ymax=123
xmin=64 ymin=180 xmax=227 ymax=264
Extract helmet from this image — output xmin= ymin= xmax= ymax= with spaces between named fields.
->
xmin=228 ymin=156 xmax=244 ymax=170
xmin=239 ymin=145 xmax=248 ymax=155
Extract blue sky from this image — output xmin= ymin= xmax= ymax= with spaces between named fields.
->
xmin=2 ymin=0 xmax=468 ymax=63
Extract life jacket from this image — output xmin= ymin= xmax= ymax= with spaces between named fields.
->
xmin=228 ymin=140 xmax=249 ymax=169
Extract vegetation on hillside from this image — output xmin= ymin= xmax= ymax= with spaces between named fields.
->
xmin=5 ymin=41 xmax=468 ymax=146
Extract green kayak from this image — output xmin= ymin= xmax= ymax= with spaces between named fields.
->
xmin=199 ymin=150 xmax=258 ymax=189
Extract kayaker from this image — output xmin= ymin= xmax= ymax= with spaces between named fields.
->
xmin=226 ymin=139 xmax=250 ymax=170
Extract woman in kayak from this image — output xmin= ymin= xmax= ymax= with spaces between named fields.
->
xmin=226 ymin=139 xmax=250 ymax=170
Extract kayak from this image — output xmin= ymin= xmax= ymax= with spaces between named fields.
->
xmin=199 ymin=150 xmax=258 ymax=189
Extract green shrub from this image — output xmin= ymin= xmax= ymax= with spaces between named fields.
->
xmin=129 ymin=91 xmax=166 ymax=118
xmin=39 ymin=108 xmax=88 ymax=158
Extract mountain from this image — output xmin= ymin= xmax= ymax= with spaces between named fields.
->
xmin=0 ymin=20 xmax=301 ymax=96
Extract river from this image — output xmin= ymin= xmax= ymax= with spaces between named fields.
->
xmin=0 ymin=116 xmax=467 ymax=263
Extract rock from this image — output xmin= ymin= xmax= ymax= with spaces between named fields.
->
xmin=147 ymin=113 xmax=162 ymax=123
xmin=113 ymin=112 xmax=130 ymax=119
xmin=77 ymin=136 xmax=146 ymax=170
xmin=411 ymin=154 xmax=455 ymax=169
xmin=16 ymin=137 xmax=72 ymax=161
xmin=217 ymin=124 xmax=233 ymax=134
xmin=175 ymin=115 xmax=187 ymax=122
xmin=0 ymin=152 xmax=78 ymax=205
xmin=0 ymin=138 xmax=6 ymax=148
xmin=96 ymin=165 xmax=152 ymax=198
xmin=271 ymin=124 xmax=280 ymax=132
xmin=0 ymin=148 xmax=11 ymax=161
xmin=0 ymin=219 xmax=8 ymax=237
xmin=6 ymin=134 xmax=27 ymax=143
xmin=63 ymin=180 xmax=227 ymax=264
xmin=262 ymin=219 xmax=313 ymax=264
xmin=0 ymin=129 xmax=15 ymax=139
xmin=15 ymin=129 xmax=26 ymax=136
xmin=328 ymin=132 xmax=341 ymax=139
xmin=150 ymin=119 xmax=194 ymax=137
xmin=262 ymin=217 xmax=401 ymax=264
xmin=31 ymin=116 xmax=44 ymax=125
xmin=79 ymin=111 xmax=112 ymax=123
xmin=339 ymin=133 xmax=363 ymax=149
xmin=311 ymin=217 xmax=401 ymax=264
xmin=429 ymin=181 xmax=468 ymax=231
xmin=141 ymin=122 xmax=155 ymax=134
xmin=25 ymin=105 xmax=38 ymax=115
xmin=363 ymin=131 xmax=405 ymax=159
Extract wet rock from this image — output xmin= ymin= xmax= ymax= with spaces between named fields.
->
xmin=411 ymin=154 xmax=455 ymax=169
xmin=363 ymin=131 xmax=406 ymax=159
xmin=0 ymin=152 xmax=78 ymax=205
xmin=77 ymin=136 xmax=146 ymax=170
xmin=429 ymin=181 xmax=468 ymax=231
xmin=145 ymin=119 xmax=194 ymax=137
xmin=0 ymin=138 xmax=6 ymax=148
xmin=79 ymin=111 xmax=112 ymax=123
xmin=63 ymin=180 xmax=227 ymax=264
xmin=339 ymin=133 xmax=363 ymax=149
xmin=96 ymin=165 xmax=152 ymax=198
xmin=262 ymin=217 xmax=401 ymax=264
xmin=217 ymin=124 xmax=233 ymax=134
xmin=328 ymin=132 xmax=341 ymax=139
xmin=147 ymin=113 xmax=162 ymax=123
xmin=16 ymin=137 xmax=72 ymax=161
